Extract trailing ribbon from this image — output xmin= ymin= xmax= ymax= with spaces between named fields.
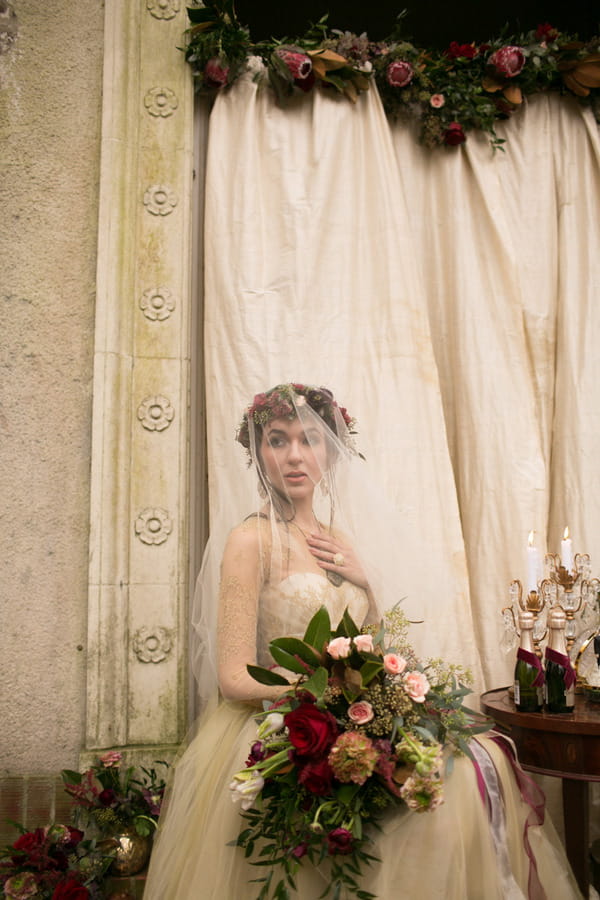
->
xmin=544 ymin=647 xmax=576 ymax=688
xmin=489 ymin=733 xmax=547 ymax=900
xmin=517 ymin=648 xmax=545 ymax=686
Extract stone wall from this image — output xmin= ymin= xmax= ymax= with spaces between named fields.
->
xmin=0 ymin=0 xmax=104 ymax=773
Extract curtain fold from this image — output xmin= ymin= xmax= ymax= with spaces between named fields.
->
xmin=203 ymin=72 xmax=600 ymax=691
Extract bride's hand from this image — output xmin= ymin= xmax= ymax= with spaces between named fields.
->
xmin=306 ymin=534 xmax=369 ymax=590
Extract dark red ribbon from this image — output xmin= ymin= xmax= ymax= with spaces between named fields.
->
xmin=517 ymin=648 xmax=545 ymax=686
xmin=544 ymin=647 xmax=576 ymax=688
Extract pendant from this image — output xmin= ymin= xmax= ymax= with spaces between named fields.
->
xmin=326 ymin=570 xmax=344 ymax=587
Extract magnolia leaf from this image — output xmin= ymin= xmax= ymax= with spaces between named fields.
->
xmin=270 ymin=644 xmax=312 ymax=675
xmin=343 ymin=81 xmax=358 ymax=103
xmin=61 ymin=769 xmax=83 ymax=784
xmin=270 ymin=636 xmax=321 ymax=669
xmin=342 ymin=666 xmax=363 ymax=700
xmin=481 ymin=75 xmax=502 ymax=93
xmin=308 ymin=48 xmax=349 ymax=72
xmin=572 ymin=60 xmax=600 ymax=88
xmin=247 ymin=664 xmax=290 ymax=686
xmin=360 ymin=659 xmax=383 ymax=686
xmin=562 ymin=72 xmax=590 ymax=96
xmin=502 ymin=84 xmax=522 ymax=105
xmin=340 ymin=608 xmax=360 ymax=637
xmin=303 ymin=606 xmax=331 ymax=653
xmin=353 ymin=73 xmax=371 ymax=92
xmin=302 ymin=666 xmax=329 ymax=700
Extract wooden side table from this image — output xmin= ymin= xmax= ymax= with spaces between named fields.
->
xmin=481 ymin=687 xmax=600 ymax=897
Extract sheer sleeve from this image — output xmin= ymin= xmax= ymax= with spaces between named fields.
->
xmin=216 ymin=519 xmax=285 ymax=704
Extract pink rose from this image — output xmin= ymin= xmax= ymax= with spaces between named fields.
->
xmin=274 ymin=47 xmax=312 ymax=81
xmin=99 ymin=750 xmax=122 ymax=767
xmin=353 ymin=634 xmax=374 ymax=653
xmin=204 ymin=57 xmax=230 ymax=87
xmin=403 ymin=671 xmax=431 ymax=703
xmin=443 ymin=121 xmax=466 ymax=146
xmin=348 ymin=700 xmax=374 ymax=725
xmin=430 ymin=93 xmax=445 ymax=108
xmin=386 ymin=60 xmax=413 ymax=88
xmin=383 ymin=653 xmax=406 ymax=675
xmin=488 ymin=45 xmax=525 ymax=78
xmin=327 ymin=636 xmax=352 ymax=659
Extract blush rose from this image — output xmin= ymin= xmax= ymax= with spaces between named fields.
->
xmin=353 ymin=634 xmax=374 ymax=653
xmin=327 ymin=636 xmax=352 ymax=659
xmin=383 ymin=653 xmax=407 ymax=675
xmin=403 ymin=671 xmax=431 ymax=703
xmin=347 ymin=700 xmax=375 ymax=725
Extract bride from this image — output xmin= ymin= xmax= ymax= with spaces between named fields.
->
xmin=144 ymin=383 xmax=580 ymax=899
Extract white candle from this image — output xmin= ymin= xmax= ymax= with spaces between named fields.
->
xmin=561 ymin=526 xmax=573 ymax=571
xmin=527 ymin=531 xmax=540 ymax=593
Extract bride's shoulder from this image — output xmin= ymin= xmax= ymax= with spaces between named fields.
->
xmin=225 ymin=513 xmax=272 ymax=554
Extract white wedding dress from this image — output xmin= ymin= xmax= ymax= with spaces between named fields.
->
xmin=144 ymin=569 xmax=581 ymax=899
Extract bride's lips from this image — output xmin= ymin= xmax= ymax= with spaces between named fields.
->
xmin=285 ymin=471 xmax=307 ymax=482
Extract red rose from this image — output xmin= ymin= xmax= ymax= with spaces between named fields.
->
xmin=488 ymin=46 xmax=525 ymax=78
xmin=52 ymin=876 xmax=90 ymax=900
xmin=13 ymin=828 xmax=46 ymax=854
xmin=204 ymin=57 xmax=229 ymax=88
xmin=284 ymin=703 xmax=338 ymax=759
xmin=274 ymin=48 xmax=312 ymax=81
xmin=445 ymin=41 xmax=477 ymax=60
xmin=298 ymin=758 xmax=334 ymax=795
xmin=98 ymin=788 xmax=116 ymax=806
xmin=327 ymin=827 xmax=354 ymax=855
xmin=386 ymin=60 xmax=413 ymax=88
xmin=443 ymin=122 xmax=466 ymax=146
xmin=535 ymin=23 xmax=558 ymax=42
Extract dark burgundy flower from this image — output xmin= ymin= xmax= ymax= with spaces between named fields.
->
xmin=327 ymin=827 xmax=354 ymax=855
xmin=445 ymin=41 xmax=478 ymax=60
xmin=443 ymin=122 xmax=466 ymax=146
xmin=13 ymin=829 xmax=46 ymax=855
xmin=51 ymin=875 xmax=90 ymax=900
xmin=291 ymin=841 xmax=308 ymax=858
xmin=98 ymin=788 xmax=116 ymax=807
xmin=204 ymin=57 xmax=229 ymax=88
xmin=386 ymin=60 xmax=413 ymax=88
xmin=294 ymin=71 xmax=315 ymax=92
xmin=488 ymin=46 xmax=525 ymax=78
xmin=535 ymin=23 xmax=559 ymax=42
xmin=297 ymin=758 xmax=334 ymax=795
xmin=284 ymin=703 xmax=338 ymax=759
xmin=246 ymin=741 xmax=266 ymax=766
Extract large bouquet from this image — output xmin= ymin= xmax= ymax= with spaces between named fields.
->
xmin=61 ymin=754 xmax=168 ymax=838
xmin=230 ymin=606 xmax=490 ymax=899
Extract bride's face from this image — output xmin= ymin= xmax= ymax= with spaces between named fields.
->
xmin=260 ymin=416 xmax=328 ymax=501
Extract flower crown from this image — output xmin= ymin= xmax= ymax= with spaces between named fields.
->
xmin=236 ymin=383 xmax=356 ymax=451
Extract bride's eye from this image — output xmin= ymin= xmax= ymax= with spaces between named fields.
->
xmin=303 ymin=431 xmax=321 ymax=446
xmin=267 ymin=435 xmax=285 ymax=448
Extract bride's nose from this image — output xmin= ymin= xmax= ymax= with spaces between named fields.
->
xmin=287 ymin=440 xmax=303 ymax=463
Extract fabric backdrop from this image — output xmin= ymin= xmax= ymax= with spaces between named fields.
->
xmin=202 ymin=67 xmax=600 ymax=692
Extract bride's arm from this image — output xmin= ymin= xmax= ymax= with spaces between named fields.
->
xmin=217 ymin=521 xmax=288 ymax=705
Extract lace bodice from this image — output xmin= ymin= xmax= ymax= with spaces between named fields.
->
xmin=256 ymin=573 xmax=370 ymax=667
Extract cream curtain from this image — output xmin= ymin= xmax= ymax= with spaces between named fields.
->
xmin=203 ymin=69 xmax=600 ymax=691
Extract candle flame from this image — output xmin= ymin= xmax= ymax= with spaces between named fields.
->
xmin=563 ymin=526 xmax=569 ymax=540
xmin=528 ymin=530 xmax=534 ymax=546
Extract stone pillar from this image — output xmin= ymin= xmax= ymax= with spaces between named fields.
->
xmin=85 ymin=0 xmax=194 ymax=763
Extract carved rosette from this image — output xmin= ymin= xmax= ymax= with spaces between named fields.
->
xmin=139 ymin=287 xmax=176 ymax=321
xmin=143 ymin=185 xmax=178 ymax=216
xmin=137 ymin=395 xmax=174 ymax=431
xmin=134 ymin=508 xmax=173 ymax=545
xmin=146 ymin=0 xmax=180 ymax=20
xmin=144 ymin=87 xmax=178 ymax=117
xmin=132 ymin=626 xmax=173 ymax=663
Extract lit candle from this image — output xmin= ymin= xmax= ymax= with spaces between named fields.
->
xmin=561 ymin=526 xmax=573 ymax=571
xmin=527 ymin=530 xmax=540 ymax=593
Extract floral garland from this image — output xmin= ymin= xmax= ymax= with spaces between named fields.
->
xmin=184 ymin=3 xmax=600 ymax=149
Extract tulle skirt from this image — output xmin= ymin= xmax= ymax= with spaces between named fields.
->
xmin=143 ymin=701 xmax=581 ymax=900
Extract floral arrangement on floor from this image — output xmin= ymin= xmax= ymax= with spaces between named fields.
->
xmin=61 ymin=754 xmax=168 ymax=838
xmin=229 ymin=605 xmax=490 ymax=899
xmin=184 ymin=2 xmax=600 ymax=149
xmin=0 ymin=823 xmax=110 ymax=900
